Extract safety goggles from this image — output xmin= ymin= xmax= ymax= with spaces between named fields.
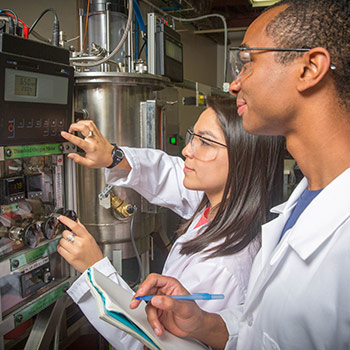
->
xmin=229 ymin=46 xmax=319 ymax=80
xmin=185 ymin=128 xmax=227 ymax=161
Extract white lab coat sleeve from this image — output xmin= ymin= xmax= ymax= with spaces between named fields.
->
xmin=67 ymin=258 xmax=143 ymax=350
xmin=218 ymin=306 xmax=242 ymax=350
xmin=105 ymin=147 xmax=204 ymax=219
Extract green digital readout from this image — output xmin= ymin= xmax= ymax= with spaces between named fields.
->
xmin=14 ymin=75 xmax=37 ymax=97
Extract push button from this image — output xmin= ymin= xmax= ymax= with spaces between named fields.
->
xmin=8 ymin=123 xmax=14 ymax=133
xmin=17 ymin=119 xmax=24 ymax=128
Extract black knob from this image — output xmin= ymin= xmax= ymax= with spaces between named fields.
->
xmin=12 ymin=259 xmax=20 ymax=268
xmin=15 ymin=314 xmax=23 ymax=323
xmin=62 ymin=210 xmax=78 ymax=231
xmin=64 ymin=210 xmax=77 ymax=222
xmin=23 ymin=223 xmax=41 ymax=248
xmin=42 ymin=216 xmax=59 ymax=240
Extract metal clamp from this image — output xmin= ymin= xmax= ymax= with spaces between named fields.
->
xmin=98 ymin=184 xmax=114 ymax=200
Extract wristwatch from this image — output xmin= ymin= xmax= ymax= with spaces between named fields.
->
xmin=106 ymin=145 xmax=125 ymax=169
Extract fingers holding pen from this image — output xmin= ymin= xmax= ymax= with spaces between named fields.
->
xmin=131 ymin=274 xmax=198 ymax=337
xmin=131 ymin=274 xmax=186 ymax=309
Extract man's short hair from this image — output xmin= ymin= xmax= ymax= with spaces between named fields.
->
xmin=266 ymin=0 xmax=350 ymax=109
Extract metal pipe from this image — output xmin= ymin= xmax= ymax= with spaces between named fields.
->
xmin=127 ymin=22 xmax=134 ymax=72
xmin=70 ymin=56 xmax=121 ymax=69
xmin=105 ymin=5 xmax=111 ymax=72
xmin=79 ymin=8 xmax=84 ymax=52
xmin=70 ymin=55 xmax=105 ymax=62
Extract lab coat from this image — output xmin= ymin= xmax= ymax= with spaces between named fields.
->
xmin=220 ymin=168 xmax=350 ymax=350
xmin=67 ymin=147 xmax=257 ymax=350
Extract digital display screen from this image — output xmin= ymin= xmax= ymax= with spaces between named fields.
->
xmin=26 ymin=273 xmax=42 ymax=288
xmin=26 ymin=173 xmax=43 ymax=192
xmin=14 ymin=75 xmax=37 ymax=97
xmin=5 ymin=68 xmax=69 ymax=104
xmin=7 ymin=177 xmax=25 ymax=195
xmin=165 ymin=39 xmax=182 ymax=63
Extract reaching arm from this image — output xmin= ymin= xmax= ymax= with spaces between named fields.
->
xmin=61 ymin=120 xmax=203 ymax=218
xmin=131 ymin=274 xmax=229 ymax=350
xmin=60 ymin=120 xmax=131 ymax=170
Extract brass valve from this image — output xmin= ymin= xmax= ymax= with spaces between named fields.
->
xmin=110 ymin=193 xmax=136 ymax=218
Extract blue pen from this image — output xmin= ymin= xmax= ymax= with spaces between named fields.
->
xmin=135 ymin=293 xmax=224 ymax=301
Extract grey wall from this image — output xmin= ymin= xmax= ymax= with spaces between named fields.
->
xmin=179 ymin=24 xmax=218 ymax=88
xmin=1 ymin=0 xmax=78 ymax=42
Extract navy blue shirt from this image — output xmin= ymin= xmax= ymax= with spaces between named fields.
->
xmin=280 ymin=188 xmax=323 ymax=240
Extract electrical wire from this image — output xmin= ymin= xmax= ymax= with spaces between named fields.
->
xmin=138 ymin=39 xmax=146 ymax=57
xmin=28 ymin=8 xmax=60 ymax=46
xmin=129 ymin=206 xmax=143 ymax=289
xmin=72 ymin=0 xmax=133 ymax=67
xmin=0 ymin=10 xmax=15 ymax=35
xmin=30 ymin=30 xmax=50 ymax=43
xmin=1 ymin=12 xmax=29 ymax=38
xmin=0 ymin=9 xmax=18 ymax=27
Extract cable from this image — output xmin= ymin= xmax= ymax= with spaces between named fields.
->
xmin=138 ymin=39 xmax=146 ymax=57
xmin=28 ymin=8 xmax=60 ymax=46
xmin=0 ymin=9 xmax=18 ymax=27
xmin=83 ymin=0 xmax=90 ymax=50
xmin=0 ymin=11 xmax=15 ymax=35
xmin=169 ymin=13 xmax=228 ymax=85
xmin=129 ymin=206 xmax=143 ymax=289
xmin=1 ymin=12 xmax=29 ymax=38
xmin=30 ymin=30 xmax=50 ymax=43
xmin=72 ymin=0 xmax=133 ymax=67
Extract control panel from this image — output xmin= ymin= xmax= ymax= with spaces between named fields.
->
xmin=0 ymin=33 xmax=74 ymax=146
xmin=20 ymin=260 xmax=52 ymax=298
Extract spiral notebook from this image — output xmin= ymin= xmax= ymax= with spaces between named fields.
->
xmin=85 ymin=267 xmax=207 ymax=350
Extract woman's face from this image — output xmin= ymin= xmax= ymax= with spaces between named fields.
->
xmin=182 ymin=107 xmax=229 ymax=207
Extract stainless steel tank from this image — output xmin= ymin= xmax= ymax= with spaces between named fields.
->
xmin=74 ymin=72 xmax=166 ymax=274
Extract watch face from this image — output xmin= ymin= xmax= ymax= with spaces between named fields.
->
xmin=115 ymin=149 xmax=124 ymax=158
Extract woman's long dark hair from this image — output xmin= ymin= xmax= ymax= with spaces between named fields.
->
xmin=178 ymin=96 xmax=284 ymax=259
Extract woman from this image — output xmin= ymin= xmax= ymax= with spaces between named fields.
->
xmin=58 ymin=97 xmax=284 ymax=349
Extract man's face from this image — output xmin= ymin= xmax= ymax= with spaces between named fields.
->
xmin=230 ymin=5 xmax=299 ymax=136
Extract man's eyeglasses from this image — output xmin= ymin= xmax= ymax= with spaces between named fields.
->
xmin=229 ymin=47 xmax=337 ymax=81
xmin=185 ymin=129 xmax=227 ymax=161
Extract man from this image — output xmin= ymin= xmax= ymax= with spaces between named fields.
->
xmin=131 ymin=0 xmax=350 ymax=349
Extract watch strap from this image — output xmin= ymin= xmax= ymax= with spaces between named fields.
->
xmin=106 ymin=145 xmax=124 ymax=169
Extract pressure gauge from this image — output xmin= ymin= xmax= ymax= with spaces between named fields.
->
xmin=23 ymin=222 xmax=41 ymax=248
xmin=60 ymin=209 xmax=78 ymax=232
xmin=42 ymin=216 xmax=60 ymax=240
